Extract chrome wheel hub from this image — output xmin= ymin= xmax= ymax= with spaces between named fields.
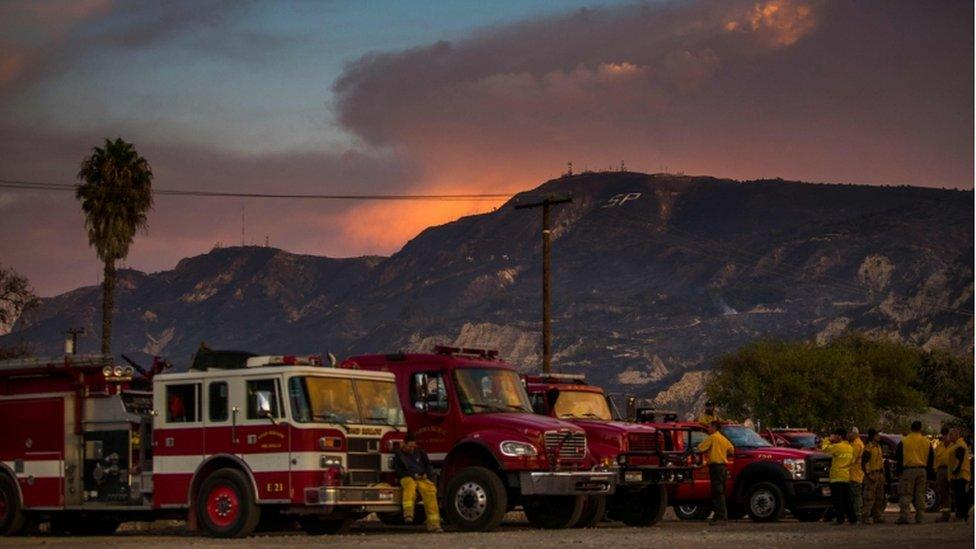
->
xmin=751 ymin=490 xmax=775 ymax=517
xmin=454 ymin=481 xmax=488 ymax=521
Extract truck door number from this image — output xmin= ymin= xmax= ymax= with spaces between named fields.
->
xmin=265 ymin=482 xmax=285 ymax=493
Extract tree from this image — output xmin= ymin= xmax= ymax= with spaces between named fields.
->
xmin=705 ymin=334 xmax=927 ymax=432
xmin=77 ymin=138 xmax=153 ymax=354
xmin=0 ymin=263 xmax=37 ymax=329
xmin=0 ymin=264 xmax=38 ymax=359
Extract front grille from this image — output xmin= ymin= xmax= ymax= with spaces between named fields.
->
xmin=544 ymin=431 xmax=587 ymax=460
xmin=348 ymin=471 xmax=380 ymax=485
xmin=808 ymin=456 xmax=830 ymax=480
xmin=346 ymin=437 xmax=382 ymax=486
xmin=628 ymin=433 xmax=658 ymax=453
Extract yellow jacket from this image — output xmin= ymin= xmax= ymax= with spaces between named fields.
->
xmin=698 ymin=412 xmax=719 ymax=426
xmin=864 ymin=441 xmax=884 ymax=473
xmin=849 ymin=437 xmax=865 ymax=483
xmin=947 ymin=439 xmax=971 ymax=481
xmin=697 ymin=431 xmax=734 ymax=465
xmin=901 ymin=432 xmax=932 ymax=468
xmin=822 ymin=441 xmax=854 ymax=482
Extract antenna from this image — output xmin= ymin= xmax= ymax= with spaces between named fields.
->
xmin=241 ymin=205 xmax=245 ymax=247
xmin=567 ymin=162 xmax=573 ymax=176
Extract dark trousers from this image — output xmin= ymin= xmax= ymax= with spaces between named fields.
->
xmin=951 ymin=479 xmax=970 ymax=520
xmin=830 ymin=482 xmax=856 ymax=523
xmin=709 ymin=463 xmax=728 ymax=520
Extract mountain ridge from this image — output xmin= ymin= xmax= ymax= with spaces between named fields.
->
xmin=4 ymin=172 xmax=972 ymax=414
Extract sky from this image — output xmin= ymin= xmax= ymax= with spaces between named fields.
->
xmin=0 ymin=0 xmax=972 ymax=296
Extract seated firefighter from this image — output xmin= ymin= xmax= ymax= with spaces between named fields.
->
xmin=393 ymin=432 xmax=442 ymax=532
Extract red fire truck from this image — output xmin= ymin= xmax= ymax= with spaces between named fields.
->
xmin=0 ymin=350 xmax=406 ymax=538
xmin=342 ymin=347 xmax=617 ymax=531
xmin=523 ymin=373 xmax=698 ymax=527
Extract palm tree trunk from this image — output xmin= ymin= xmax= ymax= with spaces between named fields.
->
xmin=101 ymin=259 xmax=115 ymax=355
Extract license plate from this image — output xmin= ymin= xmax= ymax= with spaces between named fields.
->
xmin=822 ymin=486 xmax=831 ymax=496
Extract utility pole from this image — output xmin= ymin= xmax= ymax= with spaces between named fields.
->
xmin=515 ymin=195 xmax=572 ymax=373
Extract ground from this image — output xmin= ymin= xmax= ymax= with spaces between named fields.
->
xmin=2 ymin=508 xmax=972 ymax=549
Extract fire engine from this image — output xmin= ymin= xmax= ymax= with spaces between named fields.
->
xmin=342 ymin=346 xmax=617 ymax=531
xmin=0 ymin=349 xmax=406 ymax=538
xmin=523 ymin=373 xmax=698 ymax=527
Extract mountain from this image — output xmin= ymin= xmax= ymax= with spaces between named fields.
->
xmin=4 ymin=172 xmax=973 ymax=414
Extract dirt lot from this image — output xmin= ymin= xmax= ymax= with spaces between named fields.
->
xmin=2 ymin=509 xmax=972 ymax=549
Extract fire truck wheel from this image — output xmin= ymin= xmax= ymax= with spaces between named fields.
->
xmin=0 ymin=475 xmax=26 ymax=536
xmin=745 ymin=481 xmax=784 ymax=522
xmin=572 ymin=496 xmax=606 ymax=528
xmin=673 ymin=502 xmax=711 ymax=520
xmin=297 ymin=517 xmax=353 ymax=535
xmin=613 ymin=485 xmax=667 ymax=527
xmin=197 ymin=468 xmax=261 ymax=538
xmin=523 ymin=496 xmax=584 ymax=529
xmin=444 ymin=466 xmax=507 ymax=532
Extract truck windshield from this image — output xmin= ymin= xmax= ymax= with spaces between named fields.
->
xmin=553 ymin=391 xmax=613 ymax=421
xmin=453 ymin=368 xmax=532 ymax=414
xmin=288 ymin=376 xmax=405 ymax=426
xmin=721 ymin=425 xmax=772 ymax=448
xmin=785 ymin=435 xmax=818 ymax=449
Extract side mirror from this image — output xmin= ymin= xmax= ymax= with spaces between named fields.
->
xmin=255 ymin=390 xmax=276 ymax=424
xmin=415 ymin=373 xmax=429 ymax=413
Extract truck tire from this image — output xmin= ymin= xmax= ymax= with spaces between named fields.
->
xmin=444 ymin=466 xmax=507 ymax=532
xmin=792 ymin=508 xmax=826 ymax=522
xmin=572 ymin=495 xmax=606 ymax=528
xmin=0 ymin=475 xmax=26 ymax=536
xmin=197 ymin=468 xmax=261 ymax=538
xmin=298 ymin=517 xmax=352 ymax=535
xmin=674 ymin=502 xmax=711 ymax=521
xmin=523 ymin=495 xmax=584 ymax=529
xmin=745 ymin=481 xmax=784 ymax=522
xmin=609 ymin=485 xmax=667 ymax=527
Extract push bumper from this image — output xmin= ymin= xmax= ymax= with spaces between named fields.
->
xmin=304 ymin=485 xmax=401 ymax=512
xmin=619 ymin=466 xmax=695 ymax=485
xmin=518 ymin=470 xmax=616 ymax=495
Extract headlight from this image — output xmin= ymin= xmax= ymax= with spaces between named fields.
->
xmin=500 ymin=440 xmax=538 ymax=457
xmin=782 ymin=458 xmax=806 ymax=480
xmin=320 ymin=455 xmax=343 ymax=468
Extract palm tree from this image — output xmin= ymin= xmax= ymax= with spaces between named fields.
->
xmin=77 ymin=138 xmax=153 ymax=354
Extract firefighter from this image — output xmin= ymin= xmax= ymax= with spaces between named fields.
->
xmin=862 ymin=429 xmax=886 ymax=524
xmin=698 ymin=401 xmax=720 ymax=426
xmin=935 ymin=427 xmax=953 ymax=522
xmin=895 ymin=420 xmax=934 ymax=525
xmin=696 ymin=420 xmax=734 ymax=525
xmin=946 ymin=428 xmax=972 ymax=521
xmin=822 ymin=428 xmax=856 ymax=524
xmin=393 ymin=432 xmax=443 ymax=532
xmin=847 ymin=427 xmax=865 ymax=524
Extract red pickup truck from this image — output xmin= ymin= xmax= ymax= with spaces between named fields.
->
xmin=342 ymin=347 xmax=616 ymax=531
xmin=645 ymin=422 xmax=833 ymax=522
xmin=522 ymin=373 xmax=697 ymax=527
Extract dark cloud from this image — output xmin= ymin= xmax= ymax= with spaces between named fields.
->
xmin=334 ymin=0 xmax=973 ymax=188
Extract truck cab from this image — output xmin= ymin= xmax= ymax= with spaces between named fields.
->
xmin=644 ymin=421 xmax=833 ymax=523
xmin=523 ymin=373 xmax=697 ymax=527
xmin=0 ymin=351 xmax=406 ymax=538
xmin=343 ymin=346 xmax=616 ymax=531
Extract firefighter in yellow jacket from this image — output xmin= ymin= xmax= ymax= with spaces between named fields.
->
xmin=822 ymin=428 xmax=857 ymax=524
xmin=934 ymin=427 xmax=953 ymax=521
xmin=847 ymin=428 xmax=865 ymax=524
xmin=697 ymin=420 xmax=734 ymax=525
xmin=862 ymin=429 xmax=886 ymax=524
xmin=392 ymin=432 xmax=443 ymax=532
xmin=698 ymin=401 xmax=720 ymax=426
xmin=896 ymin=420 xmax=934 ymax=525
xmin=946 ymin=428 xmax=971 ymax=521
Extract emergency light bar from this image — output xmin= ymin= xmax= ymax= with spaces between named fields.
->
xmin=532 ymin=373 xmax=586 ymax=382
xmin=246 ymin=355 xmax=324 ymax=368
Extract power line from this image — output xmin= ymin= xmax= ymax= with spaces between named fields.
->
xmin=0 ymin=178 xmax=513 ymax=202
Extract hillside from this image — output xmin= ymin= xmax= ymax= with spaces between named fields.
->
xmin=4 ymin=172 xmax=973 ymax=414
